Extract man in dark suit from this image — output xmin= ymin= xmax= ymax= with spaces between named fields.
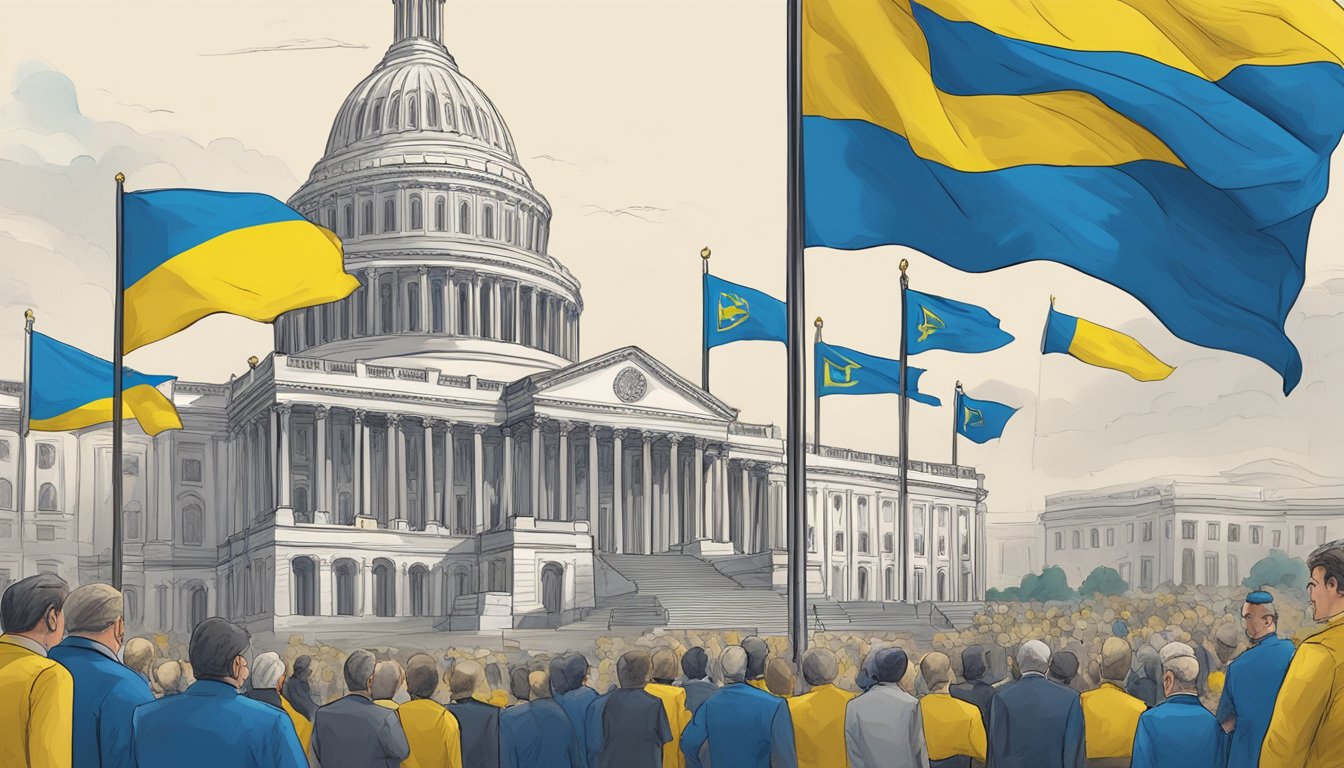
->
xmin=447 ymin=661 xmax=502 ymax=768
xmin=950 ymin=644 xmax=996 ymax=730
xmin=987 ymin=639 xmax=1086 ymax=768
xmin=679 ymin=646 xmax=719 ymax=715
xmin=311 ymin=649 xmax=410 ymax=768
xmin=592 ymin=650 xmax=671 ymax=768
xmin=499 ymin=670 xmax=583 ymax=768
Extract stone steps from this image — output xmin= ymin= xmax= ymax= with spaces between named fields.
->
xmin=601 ymin=554 xmax=790 ymax=634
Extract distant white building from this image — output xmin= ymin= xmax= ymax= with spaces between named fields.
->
xmin=985 ymin=518 xmax=1042 ymax=591
xmin=0 ymin=0 xmax=988 ymax=636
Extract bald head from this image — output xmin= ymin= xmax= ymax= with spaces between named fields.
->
xmin=372 ymin=660 xmax=404 ymax=701
xmin=1100 ymin=637 xmax=1132 ymax=683
xmin=651 ymin=648 xmax=679 ymax=684
xmin=765 ymin=658 xmax=794 ymax=696
xmin=123 ymin=637 xmax=156 ymax=677
xmin=450 ymin=660 xmax=485 ymax=701
xmin=920 ymin=651 xmax=952 ymax=691
xmin=529 ymin=671 xmax=551 ymax=700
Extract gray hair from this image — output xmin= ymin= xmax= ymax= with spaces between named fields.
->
xmin=721 ymin=645 xmax=748 ymax=683
xmin=344 ymin=649 xmax=377 ymax=693
xmin=0 ymin=573 xmax=69 ymax=634
xmin=1160 ymin=642 xmax=1199 ymax=688
xmin=802 ymin=649 xmax=838 ymax=687
xmin=250 ymin=652 xmax=284 ymax=689
xmin=1016 ymin=640 xmax=1051 ymax=675
xmin=188 ymin=618 xmax=250 ymax=680
xmin=64 ymin=584 xmax=123 ymax=634
xmin=371 ymin=660 xmax=403 ymax=700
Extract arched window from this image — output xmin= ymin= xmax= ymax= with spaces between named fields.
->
xmin=443 ymin=93 xmax=455 ymax=129
xmin=410 ymin=565 xmax=429 ymax=616
xmin=478 ymin=109 xmax=491 ymax=141
xmin=506 ymin=210 xmax=516 ymax=243
xmin=124 ymin=587 xmax=140 ymax=625
xmin=37 ymin=482 xmax=57 ymax=511
xmin=456 ymin=283 xmax=470 ymax=334
xmin=354 ymin=100 xmax=366 ymax=139
xmin=410 ymin=194 xmax=423 ymax=230
xmin=434 ymin=196 xmax=446 ymax=231
xmin=388 ymin=94 xmax=401 ymax=130
xmin=362 ymin=201 xmax=374 ymax=234
xmin=461 ymin=107 xmax=474 ymax=136
xmin=883 ymin=532 xmax=894 ymax=553
xmin=371 ymin=98 xmax=384 ymax=134
xmin=431 ymin=279 xmax=445 ymax=332
xmin=383 ymin=198 xmax=397 ymax=232
xmin=406 ymin=93 xmax=418 ymax=129
xmin=458 ymin=201 xmax=472 ymax=234
xmin=124 ymin=503 xmax=142 ymax=541
xmin=884 ymin=567 xmax=895 ymax=600
xmin=483 ymin=206 xmax=495 ymax=239
xmin=372 ymin=560 xmax=395 ymax=617
xmin=380 ymin=283 xmax=394 ymax=333
xmin=343 ymin=204 xmax=354 ymax=238
xmin=182 ymin=502 xmax=203 ymax=546
xmin=0 ymin=479 xmax=11 ymax=510
xmin=37 ymin=443 xmax=56 ymax=469
xmin=293 ymin=557 xmax=316 ymax=616
xmin=834 ymin=532 xmax=845 ymax=552
xmin=541 ymin=563 xmax=563 ymax=614
xmin=857 ymin=497 xmax=870 ymax=553
xmin=426 ymin=93 xmax=438 ymax=127
xmin=1072 ymin=530 xmax=1081 ymax=549
xmin=1090 ymin=528 xmax=1100 ymax=548
xmin=858 ymin=568 xmax=869 ymax=601
xmin=479 ymin=282 xmax=493 ymax=338
xmin=407 ymin=283 xmax=421 ymax=332
xmin=335 ymin=559 xmax=357 ymax=616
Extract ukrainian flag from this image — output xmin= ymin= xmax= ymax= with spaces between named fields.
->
xmin=815 ymin=341 xmax=940 ymax=406
xmin=29 ymin=332 xmax=182 ymax=436
xmin=1043 ymin=305 xmax=1174 ymax=382
xmin=803 ymin=0 xmax=1344 ymax=394
xmin=123 ymin=189 xmax=359 ymax=353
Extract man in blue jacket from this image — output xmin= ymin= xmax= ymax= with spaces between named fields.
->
xmin=130 ymin=617 xmax=308 ymax=768
xmin=553 ymin=654 xmax=598 ymax=755
xmin=499 ymin=669 xmax=584 ymax=768
xmin=50 ymin=583 xmax=154 ymax=768
xmin=987 ymin=639 xmax=1085 ymax=768
xmin=680 ymin=645 xmax=797 ymax=768
xmin=1131 ymin=642 xmax=1226 ymax=768
xmin=1216 ymin=590 xmax=1296 ymax=768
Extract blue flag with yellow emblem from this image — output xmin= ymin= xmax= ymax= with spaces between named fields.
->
xmin=815 ymin=341 xmax=940 ymax=406
xmin=28 ymin=332 xmax=182 ymax=437
xmin=954 ymin=389 xmax=1017 ymax=444
xmin=905 ymin=288 xmax=1013 ymax=355
xmin=703 ymin=273 xmax=787 ymax=348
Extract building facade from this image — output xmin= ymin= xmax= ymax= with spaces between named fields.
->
xmin=0 ymin=0 xmax=987 ymax=636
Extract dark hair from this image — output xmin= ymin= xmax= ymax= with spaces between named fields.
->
xmin=742 ymin=636 xmax=769 ymax=679
xmin=960 ymin=645 xmax=987 ymax=682
xmin=292 ymin=655 xmax=312 ymax=680
xmin=343 ymin=649 xmax=377 ymax=692
xmin=563 ymin=654 xmax=590 ymax=692
xmin=873 ymin=648 xmax=909 ymax=684
xmin=406 ymin=654 xmax=439 ymax=700
xmin=0 ymin=573 xmax=68 ymax=634
xmin=549 ymin=656 xmax=574 ymax=696
xmin=1309 ymin=542 xmax=1344 ymax=595
xmin=617 ymin=650 xmax=652 ymax=689
xmin=510 ymin=665 xmax=531 ymax=701
xmin=1049 ymin=651 xmax=1079 ymax=684
xmin=681 ymin=647 xmax=709 ymax=680
xmin=188 ymin=617 xmax=250 ymax=680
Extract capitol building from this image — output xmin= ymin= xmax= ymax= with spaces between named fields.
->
xmin=0 ymin=0 xmax=986 ymax=637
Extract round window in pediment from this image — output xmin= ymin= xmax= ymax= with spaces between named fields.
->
xmin=613 ymin=367 xmax=647 ymax=404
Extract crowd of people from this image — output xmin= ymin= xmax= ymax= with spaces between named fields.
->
xmin=2 ymin=541 xmax=1343 ymax=767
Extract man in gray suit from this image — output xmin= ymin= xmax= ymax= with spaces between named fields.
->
xmin=845 ymin=647 xmax=929 ymax=768
xmin=312 ymin=650 xmax=410 ymax=767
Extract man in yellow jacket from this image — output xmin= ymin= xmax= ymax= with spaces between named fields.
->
xmin=1261 ymin=542 xmax=1344 ymax=768
xmin=787 ymin=648 xmax=855 ymax=768
xmin=918 ymin=651 xmax=987 ymax=768
xmin=646 ymin=648 xmax=689 ymax=768
xmin=1080 ymin=637 xmax=1146 ymax=768
xmin=0 ymin=573 xmax=73 ymax=768
xmin=398 ymin=654 xmax=463 ymax=768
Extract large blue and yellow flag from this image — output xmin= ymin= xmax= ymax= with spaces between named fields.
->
xmin=954 ymin=389 xmax=1017 ymax=444
xmin=802 ymin=0 xmax=1344 ymax=394
xmin=1043 ymin=305 xmax=1175 ymax=382
xmin=905 ymin=288 xmax=1012 ymax=355
xmin=704 ymin=273 xmax=787 ymax=348
xmin=29 ymin=332 xmax=182 ymax=436
xmin=815 ymin=341 xmax=940 ymax=405
xmin=123 ymin=189 xmax=359 ymax=352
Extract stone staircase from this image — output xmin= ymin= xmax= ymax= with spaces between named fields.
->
xmin=932 ymin=602 xmax=986 ymax=631
xmin=600 ymin=554 xmax=790 ymax=634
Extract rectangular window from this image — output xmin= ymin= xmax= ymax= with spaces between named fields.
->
xmin=1228 ymin=524 xmax=1240 ymax=543
xmin=1250 ymin=526 xmax=1262 ymax=545
xmin=1054 ymin=532 xmax=1063 ymax=551
xmin=1318 ymin=526 xmax=1328 ymax=546
xmin=123 ymin=455 xmax=140 ymax=477
xmin=859 ymin=532 xmax=870 ymax=555
xmin=1273 ymin=530 xmax=1282 ymax=548
xmin=0 ymin=439 xmax=9 ymax=461
xmin=1141 ymin=558 xmax=1153 ymax=590
xmin=1164 ymin=520 xmax=1172 ymax=540
xmin=1295 ymin=526 xmax=1305 ymax=546
xmin=1127 ymin=523 xmax=1135 ymax=543
xmin=1106 ymin=528 xmax=1115 ymax=547
xmin=1143 ymin=522 xmax=1153 ymax=542
xmin=36 ymin=525 xmax=55 ymax=541
xmin=182 ymin=458 xmax=203 ymax=484
xmin=1205 ymin=553 xmax=1219 ymax=586
xmin=0 ymin=522 xmax=11 ymax=538
xmin=1208 ymin=522 xmax=1220 ymax=541
xmin=1182 ymin=521 xmax=1197 ymax=540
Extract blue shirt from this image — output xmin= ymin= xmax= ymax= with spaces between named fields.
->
xmin=49 ymin=636 xmax=154 ymax=768
xmin=1131 ymin=693 xmax=1226 ymax=768
xmin=131 ymin=679 xmax=308 ymax=768
xmin=499 ymin=698 xmax=584 ymax=768
xmin=680 ymin=682 xmax=796 ymax=768
xmin=1216 ymin=634 xmax=1295 ymax=768
xmin=557 ymin=686 xmax=599 ymax=756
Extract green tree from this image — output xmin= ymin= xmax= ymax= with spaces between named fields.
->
xmin=1080 ymin=566 xmax=1128 ymax=597
xmin=987 ymin=566 xmax=1078 ymax=602
xmin=1244 ymin=549 xmax=1309 ymax=590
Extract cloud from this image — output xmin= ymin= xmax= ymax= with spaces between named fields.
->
xmin=201 ymin=38 xmax=368 ymax=56
xmin=579 ymin=202 xmax=712 ymax=225
xmin=92 ymin=89 xmax=174 ymax=115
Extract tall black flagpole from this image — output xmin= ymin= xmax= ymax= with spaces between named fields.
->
xmin=813 ymin=316 xmax=823 ymax=452
xmin=701 ymin=247 xmax=711 ymax=392
xmin=17 ymin=309 xmax=34 ymax=568
xmin=898 ymin=258 xmax=910 ymax=602
xmin=951 ymin=381 xmax=961 ymax=466
xmin=786 ymin=0 xmax=808 ymax=670
xmin=112 ymin=172 xmax=126 ymax=591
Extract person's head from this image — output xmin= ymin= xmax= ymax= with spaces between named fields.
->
xmin=1048 ymin=650 xmax=1079 ymax=686
xmin=250 ymin=652 xmax=285 ymax=691
xmin=682 ymin=647 xmax=709 ymax=680
xmin=742 ymin=636 xmax=769 ymax=680
xmin=156 ymin=660 xmax=184 ymax=694
xmin=720 ymin=645 xmax=748 ymax=684
xmin=188 ymin=617 xmax=250 ymax=688
xmin=1159 ymin=642 xmax=1199 ymax=696
xmin=617 ymin=649 xmax=652 ymax=689
xmin=651 ymin=648 xmax=679 ymax=684
xmin=1241 ymin=590 xmax=1278 ymax=641
xmin=765 ymin=658 xmax=794 ymax=696
xmin=406 ymin=654 xmax=439 ymax=700
xmin=0 ymin=573 xmax=69 ymax=649
xmin=1100 ymin=637 xmax=1132 ymax=683
xmin=1016 ymin=640 xmax=1051 ymax=676
xmin=486 ymin=662 xmax=504 ymax=691
xmin=372 ymin=660 xmax=404 ymax=700
xmin=920 ymin=651 xmax=952 ymax=692
xmin=343 ymin=649 xmax=377 ymax=695
xmin=1213 ymin=623 xmax=1240 ymax=664
xmin=564 ymin=654 xmax=590 ymax=692
xmin=291 ymin=655 xmax=312 ymax=681
xmin=548 ymin=656 xmax=574 ymax=696
xmin=1308 ymin=542 xmax=1344 ymax=623
xmin=873 ymin=647 xmax=909 ymax=685
xmin=529 ymin=670 xmax=551 ymax=700
xmin=450 ymin=660 xmax=486 ymax=702
xmin=801 ymin=648 xmax=838 ymax=688
xmin=960 ymin=645 xmax=986 ymax=683
xmin=124 ymin=637 xmax=156 ymax=676
xmin=510 ymin=665 xmax=532 ymax=701
xmin=63 ymin=583 xmax=126 ymax=654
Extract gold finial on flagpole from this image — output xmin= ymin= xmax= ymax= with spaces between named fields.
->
xmin=899 ymin=258 xmax=909 ymax=274
xmin=24 ymin=309 xmax=34 ymax=322
xmin=1050 ymin=295 xmax=1056 ymax=306
xmin=814 ymin=316 xmax=823 ymax=328
xmin=247 ymin=355 xmax=259 ymax=369
xmin=700 ymin=247 xmax=711 ymax=260
xmin=115 ymin=172 xmax=125 ymax=184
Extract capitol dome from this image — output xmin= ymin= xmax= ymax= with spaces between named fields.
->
xmin=279 ymin=0 xmax=582 ymax=381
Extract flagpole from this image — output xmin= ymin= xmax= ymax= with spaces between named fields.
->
xmin=701 ymin=246 xmax=712 ymax=393
xmin=951 ymin=381 xmax=961 ymax=467
xmin=898 ymin=258 xmax=911 ymax=603
xmin=112 ymin=172 xmax=126 ymax=591
xmin=17 ymin=309 xmax=34 ymax=571
xmin=785 ymin=0 xmax=809 ymax=672
xmin=813 ymin=316 xmax=823 ymax=452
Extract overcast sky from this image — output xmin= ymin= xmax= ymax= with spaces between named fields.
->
xmin=2 ymin=0 xmax=1343 ymax=519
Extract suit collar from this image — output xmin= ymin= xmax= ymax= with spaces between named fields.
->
xmin=1 ymin=633 xmax=49 ymax=657
xmin=187 ymin=679 xmax=241 ymax=697
xmin=1161 ymin=692 xmax=1203 ymax=707
xmin=59 ymin=635 xmax=121 ymax=663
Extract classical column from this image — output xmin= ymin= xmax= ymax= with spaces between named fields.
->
xmin=529 ymin=289 xmax=539 ymax=348
xmin=314 ymin=406 xmax=328 ymax=516
xmin=587 ymin=426 xmax=599 ymax=522
xmin=668 ymin=436 xmax=680 ymax=548
xmin=418 ymin=266 xmax=431 ymax=333
xmin=325 ymin=411 xmax=336 ymax=517
xmin=513 ymin=281 xmax=523 ymax=343
xmin=492 ymin=279 xmax=502 ymax=340
xmin=740 ymin=461 xmax=753 ymax=554
xmin=716 ymin=451 xmax=730 ymax=543
xmin=355 ymin=410 xmax=369 ymax=521
xmin=557 ymin=422 xmax=570 ymax=522
xmin=691 ymin=439 xmax=705 ymax=541
xmin=846 ymin=489 xmax=857 ymax=599
xmin=365 ymin=268 xmax=379 ymax=335
xmin=445 ymin=272 xmax=457 ymax=335
xmin=472 ymin=425 xmax=486 ymax=532
xmin=424 ymin=419 xmax=436 ymax=527
xmin=642 ymin=431 xmax=654 ymax=555
xmin=501 ymin=424 xmax=515 ymax=523
xmin=470 ymin=274 xmax=481 ymax=336
xmin=275 ymin=404 xmax=292 ymax=509
xmin=531 ymin=418 xmax=544 ymax=519
xmin=612 ymin=430 xmax=624 ymax=553
xmin=386 ymin=415 xmax=401 ymax=526
xmin=443 ymin=423 xmax=455 ymax=529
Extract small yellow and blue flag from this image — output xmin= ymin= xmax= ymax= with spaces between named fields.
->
xmin=954 ymin=389 xmax=1017 ymax=444
xmin=905 ymin=288 xmax=1012 ymax=355
xmin=1042 ymin=304 xmax=1174 ymax=382
xmin=122 ymin=189 xmax=359 ymax=353
xmin=815 ymin=340 xmax=939 ymax=405
xmin=28 ymin=332 xmax=182 ymax=436
xmin=704 ymin=273 xmax=787 ymax=348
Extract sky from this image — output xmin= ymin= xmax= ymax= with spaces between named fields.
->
xmin=2 ymin=0 xmax=1343 ymax=520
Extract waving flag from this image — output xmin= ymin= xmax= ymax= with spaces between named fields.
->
xmin=802 ymin=0 xmax=1344 ymax=394
xmin=905 ymin=288 xmax=1012 ymax=355
xmin=1043 ymin=305 xmax=1175 ymax=382
xmin=815 ymin=341 xmax=940 ymax=406
xmin=703 ymin=273 xmax=787 ymax=348
xmin=954 ymin=389 xmax=1017 ymax=444
xmin=29 ymin=332 xmax=181 ymax=436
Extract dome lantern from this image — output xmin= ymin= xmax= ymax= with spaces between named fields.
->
xmin=392 ymin=0 xmax=445 ymax=47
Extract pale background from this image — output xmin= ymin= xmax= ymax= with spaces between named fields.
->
xmin=2 ymin=0 xmax=1342 ymax=520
